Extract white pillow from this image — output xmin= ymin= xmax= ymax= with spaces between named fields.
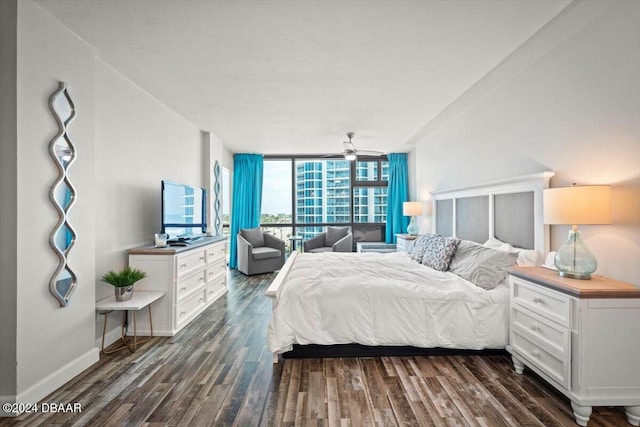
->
xmin=515 ymin=249 xmax=541 ymax=266
xmin=483 ymin=237 xmax=541 ymax=267
xmin=483 ymin=237 xmax=504 ymax=250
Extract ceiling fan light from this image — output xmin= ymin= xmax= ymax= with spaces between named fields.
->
xmin=344 ymin=150 xmax=356 ymax=161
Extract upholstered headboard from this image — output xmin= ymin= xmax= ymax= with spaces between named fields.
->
xmin=430 ymin=173 xmax=554 ymax=253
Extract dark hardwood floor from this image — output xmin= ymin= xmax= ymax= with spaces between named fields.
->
xmin=1 ymin=269 xmax=630 ymax=426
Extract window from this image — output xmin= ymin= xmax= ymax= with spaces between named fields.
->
xmin=352 ymin=158 xmax=389 ymax=224
xmin=257 ymin=155 xmax=388 ymax=245
xmin=222 ymin=167 xmax=230 ymax=237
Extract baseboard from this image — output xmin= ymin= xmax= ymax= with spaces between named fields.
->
xmin=0 ymin=347 xmax=99 ymax=417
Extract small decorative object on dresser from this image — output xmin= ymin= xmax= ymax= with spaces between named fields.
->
xmin=395 ymin=233 xmax=419 ymax=252
xmin=543 ymin=184 xmax=611 ymax=279
xmin=101 ymin=266 xmax=147 ymax=302
xmin=507 ymin=266 xmax=640 ymax=427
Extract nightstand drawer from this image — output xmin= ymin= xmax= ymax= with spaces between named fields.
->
xmin=511 ymin=305 xmax=570 ymax=355
xmin=512 ymin=277 xmax=571 ymax=327
xmin=511 ymin=328 xmax=570 ymax=389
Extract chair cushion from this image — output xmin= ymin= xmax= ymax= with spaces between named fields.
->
xmin=252 ymin=247 xmax=281 ymax=260
xmin=240 ymin=227 xmax=264 ymax=248
xmin=325 ymin=226 xmax=349 ymax=247
xmin=307 ymin=247 xmax=333 ymax=254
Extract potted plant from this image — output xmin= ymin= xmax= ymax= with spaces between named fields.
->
xmin=101 ymin=266 xmax=147 ymax=302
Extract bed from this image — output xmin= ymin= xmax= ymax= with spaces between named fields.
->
xmin=266 ymin=173 xmax=554 ymax=361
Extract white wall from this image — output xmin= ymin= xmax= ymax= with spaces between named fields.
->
xmin=414 ymin=1 xmax=640 ymax=284
xmin=94 ymin=59 xmax=203 ymax=338
xmin=1 ymin=0 xmax=229 ymax=407
xmin=13 ymin=0 xmax=99 ymax=402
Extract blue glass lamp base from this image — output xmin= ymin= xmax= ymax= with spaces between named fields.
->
xmin=554 ymin=228 xmax=597 ymax=280
xmin=407 ymin=216 xmax=419 ymax=235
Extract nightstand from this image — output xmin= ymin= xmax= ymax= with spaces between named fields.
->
xmin=507 ymin=267 xmax=640 ymax=426
xmin=395 ymin=234 xmax=419 ymax=252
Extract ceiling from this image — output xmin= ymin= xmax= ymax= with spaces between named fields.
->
xmin=35 ymin=0 xmax=571 ymax=155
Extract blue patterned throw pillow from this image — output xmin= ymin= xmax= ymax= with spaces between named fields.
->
xmin=410 ymin=233 xmax=438 ymax=262
xmin=421 ymin=235 xmax=461 ymax=271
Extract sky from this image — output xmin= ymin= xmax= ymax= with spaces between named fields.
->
xmin=261 ymin=160 xmax=292 ymax=215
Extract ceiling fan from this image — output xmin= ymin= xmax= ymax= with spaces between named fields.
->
xmin=342 ymin=132 xmax=385 ymax=160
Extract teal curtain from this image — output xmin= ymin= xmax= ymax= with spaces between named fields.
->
xmin=385 ymin=153 xmax=409 ymax=243
xmin=229 ymin=154 xmax=264 ymax=269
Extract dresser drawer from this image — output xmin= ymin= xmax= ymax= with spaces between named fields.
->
xmin=206 ymin=243 xmax=226 ymax=265
xmin=176 ymin=269 xmax=207 ymax=301
xmin=511 ymin=328 xmax=570 ymax=389
xmin=206 ymin=264 xmax=226 ymax=283
xmin=511 ymin=277 xmax=571 ymax=327
xmin=206 ymin=272 xmax=226 ymax=302
xmin=511 ymin=306 xmax=570 ymax=355
xmin=176 ymin=288 xmax=207 ymax=328
xmin=176 ymin=249 xmax=206 ymax=277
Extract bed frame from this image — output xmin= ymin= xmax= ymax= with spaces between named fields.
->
xmin=266 ymin=172 xmax=554 ymax=362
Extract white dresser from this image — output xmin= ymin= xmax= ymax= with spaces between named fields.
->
xmin=507 ymin=267 xmax=640 ymax=426
xmin=128 ymin=237 xmax=227 ymax=336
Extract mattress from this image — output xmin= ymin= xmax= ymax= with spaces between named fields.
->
xmin=267 ymin=251 xmax=510 ymax=354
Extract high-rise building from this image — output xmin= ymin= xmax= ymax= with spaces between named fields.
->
xmin=295 ymin=159 xmax=387 ymax=240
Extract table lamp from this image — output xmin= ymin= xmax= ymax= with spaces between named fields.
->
xmin=543 ymin=184 xmax=611 ymax=279
xmin=403 ymin=202 xmax=423 ymax=235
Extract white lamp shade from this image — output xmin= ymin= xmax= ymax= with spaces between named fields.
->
xmin=403 ymin=201 xmax=423 ymax=216
xmin=543 ymin=185 xmax=611 ymax=225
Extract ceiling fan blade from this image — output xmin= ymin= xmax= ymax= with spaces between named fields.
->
xmin=343 ymin=140 xmax=356 ymax=150
xmin=357 ymin=149 xmax=385 ymax=156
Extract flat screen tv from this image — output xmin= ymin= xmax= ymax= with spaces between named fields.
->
xmin=161 ymin=180 xmax=207 ymax=240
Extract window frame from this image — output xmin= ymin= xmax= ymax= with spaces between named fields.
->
xmin=259 ymin=154 xmax=389 ymax=238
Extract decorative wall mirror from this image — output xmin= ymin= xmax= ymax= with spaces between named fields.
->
xmin=48 ymin=82 xmax=78 ymax=307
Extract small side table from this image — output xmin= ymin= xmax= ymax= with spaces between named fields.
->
xmin=288 ymin=235 xmax=303 ymax=253
xmin=96 ymin=291 xmax=165 ymax=354
xmin=395 ymin=234 xmax=419 ymax=252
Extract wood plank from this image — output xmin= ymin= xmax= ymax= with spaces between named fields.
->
xmin=1 ymin=269 xmax=631 ymax=427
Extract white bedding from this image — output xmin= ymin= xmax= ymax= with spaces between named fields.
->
xmin=267 ymin=251 xmax=510 ymax=354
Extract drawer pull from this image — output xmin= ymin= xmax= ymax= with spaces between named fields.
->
xmin=531 ymin=348 xmax=540 ymax=358
xmin=199 ymin=277 xmax=205 ymax=282
xmin=180 ymin=263 xmax=187 ymax=268
xmin=199 ymin=256 xmax=205 ymax=261
xmin=220 ymin=248 xmax=225 ymax=253
xmin=220 ymin=265 xmax=226 ymax=270
xmin=530 ymin=323 xmax=540 ymax=331
xmin=533 ymin=297 xmax=543 ymax=304
xmin=199 ymin=298 xmax=205 ymax=302
xmin=180 ymin=311 xmax=186 ymax=317
xmin=180 ymin=286 xmax=187 ymax=292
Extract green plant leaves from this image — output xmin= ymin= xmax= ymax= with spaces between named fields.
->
xmin=101 ymin=266 xmax=147 ymax=287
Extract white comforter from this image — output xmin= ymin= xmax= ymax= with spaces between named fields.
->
xmin=267 ymin=252 xmax=510 ymax=354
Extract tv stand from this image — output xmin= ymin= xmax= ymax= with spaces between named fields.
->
xmin=128 ymin=236 xmax=227 ymax=336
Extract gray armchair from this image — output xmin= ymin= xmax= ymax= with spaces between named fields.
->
xmin=303 ymin=226 xmax=353 ymax=253
xmin=237 ymin=227 xmax=286 ymax=275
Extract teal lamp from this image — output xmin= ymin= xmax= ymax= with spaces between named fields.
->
xmin=403 ymin=202 xmax=423 ymax=235
xmin=543 ymin=184 xmax=611 ymax=280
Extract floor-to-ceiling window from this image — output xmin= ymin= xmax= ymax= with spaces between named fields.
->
xmin=260 ymin=156 xmax=388 ymax=246
xmin=261 ymin=160 xmax=293 ymax=251
xmin=222 ymin=167 xmax=231 ymax=238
